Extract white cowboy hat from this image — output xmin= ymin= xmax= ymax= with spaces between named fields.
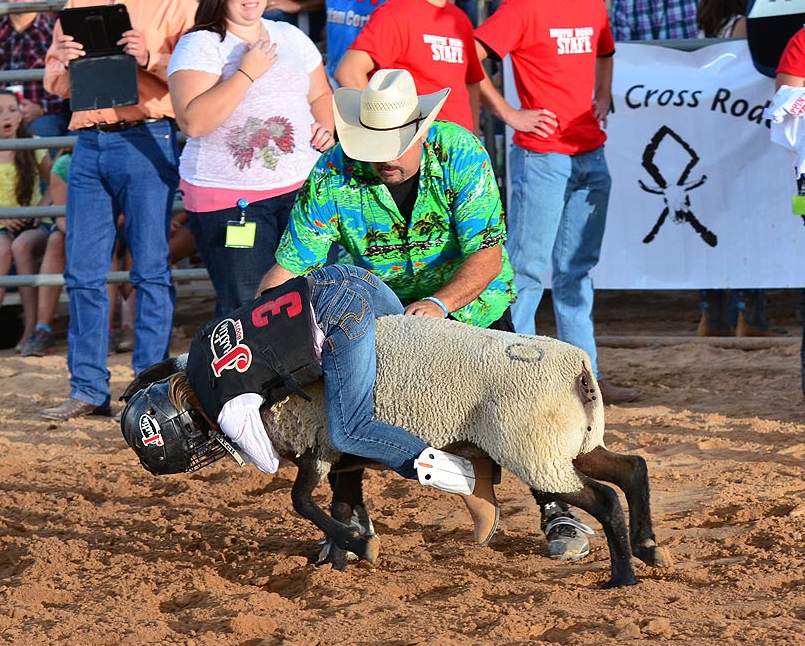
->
xmin=333 ymin=68 xmax=450 ymax=162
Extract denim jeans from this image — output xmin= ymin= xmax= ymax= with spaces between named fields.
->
xmin=29 ymin=111 xmax=72 ymax=157
xmin=507 ymin=144 xmax=610 ymax=376
xmin=308 ymin=264 xmax=425 ymax=479
xmin=187 ymin=191 xmax=297 ymax=318
xmin=699 ymin=289 xmax=768 ymax=331
xmin=65 ymin=120 xmax=179 ymax=406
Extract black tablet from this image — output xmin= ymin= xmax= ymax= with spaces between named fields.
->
xmin=59 ymin=4 xmax=132 ymax=57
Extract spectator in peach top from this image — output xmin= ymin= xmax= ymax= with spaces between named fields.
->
xmin=38 ymin=0 xmax=197 ymax=422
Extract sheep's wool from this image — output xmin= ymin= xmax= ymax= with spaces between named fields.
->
xmin=264 ymin=315 xmax=606 ymax=493
xmin=373 ymin=316 xmax=606 ymax=492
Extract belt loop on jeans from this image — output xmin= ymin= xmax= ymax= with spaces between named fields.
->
xmin=87 ymin=117 xmax=166 ymax=133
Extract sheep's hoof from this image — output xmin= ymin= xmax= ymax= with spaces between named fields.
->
xmin=633 ymin=540 xmax=673 ymax=568
xmin=360 ymin=534 xmax=381 ymax=564
xmin=316 ymin=539 xmax=359 ymax=570
xmin=602 ymin=575 xmax=639 ymax=589
xmin=329 ymin=534 xmax=380 ymax=565
xmin=650 ymin=545 xmax=673 ymax=568
xmin=329 ymin=549 xmax=351 ymax=571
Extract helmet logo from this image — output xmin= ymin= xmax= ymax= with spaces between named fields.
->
xmin=210 ymin=318 xmax=252 ymax=377
xmin=139 ymin=414 xmax=164 ymax=447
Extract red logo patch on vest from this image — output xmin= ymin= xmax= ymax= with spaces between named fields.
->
xmin=210 ymin=318 xmax=253 ymax=377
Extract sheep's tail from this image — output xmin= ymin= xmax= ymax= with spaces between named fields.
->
xmin=576 ymin=361 xmax=607 ymax=453
xmin=576 ymin=363 xmax=597 ymax=406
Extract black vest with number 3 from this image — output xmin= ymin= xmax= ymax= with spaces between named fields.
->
xmin=186 ymin=277 xmax=323 ymax=419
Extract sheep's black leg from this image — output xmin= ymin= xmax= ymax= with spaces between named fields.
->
xmin=319 ymin=469 xmax=376 ymax=569
xmin=290 ymin=453 xmax=379 ymax=567
xmin=573 ymin=446 xmax=672 ymax=569
xmin=332 ymin=468 xmax=374 ymax=537
xmin=317 ymin=472 xmax=353 ymax=570
xmin=550 ymin=477 xmax=638 ymax=588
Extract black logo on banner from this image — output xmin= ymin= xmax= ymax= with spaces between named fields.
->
xmin=639 ymin=126 xmax=716 ymax=247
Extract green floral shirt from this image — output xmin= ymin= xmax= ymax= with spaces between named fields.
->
xmin=275 ymin=121 xmax=516 ymax=327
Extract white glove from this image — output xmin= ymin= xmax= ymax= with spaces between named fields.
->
xmin=218 ymin=393 xmax=280 ymax=473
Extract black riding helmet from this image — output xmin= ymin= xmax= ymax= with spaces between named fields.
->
xmin=120 ymin=378 xmax=242 ymax=475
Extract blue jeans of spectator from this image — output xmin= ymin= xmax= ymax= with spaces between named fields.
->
xmin=187 ymin=190 xmax=297 ymax=318
xmin=309 ymin=264 xmax=425 ymax=479
xmin=699 ymin=289 xmax=768 ymax=331
xmin=507 ymin=144 xmax=610 ymax=377
xmin=65 ymin=120 xmax=179 ymax=406
xmin=29 ymin=110 xmax=72 ymax=157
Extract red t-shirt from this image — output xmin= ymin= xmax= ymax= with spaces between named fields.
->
xmin=778 ymin=26 xmax=805 ymax=78
xmin=348 ymin=0 xmax=483 ymax=131
xmin=474 ymin=0 xmax=615 ymax=155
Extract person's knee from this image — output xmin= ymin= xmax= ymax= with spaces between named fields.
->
xmin=45 ymin=236 xmax=66 ymax=263
xmin=12 ymin=234 xmax=43 ymax=260
xmin=327 ymin=424 xmax=354 ymax=455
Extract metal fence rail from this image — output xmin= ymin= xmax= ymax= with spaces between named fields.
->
xmin=0 ymin=2 xmax=66 ymax=16
xmin=0 ymin=201 xmax=186 ymax=220
xmin=0 ymin=269 xmax=210 ymax=289
xmin=1 ymin=68 xmax=45 ymax=83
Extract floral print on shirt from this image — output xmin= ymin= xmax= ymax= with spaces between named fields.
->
xmin=226 ymin=116 xmax=296 ymax=171
xmin=276 ymin=121 xmax=516 ymax=328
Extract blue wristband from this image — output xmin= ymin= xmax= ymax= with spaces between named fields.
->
xmin=423 ymin=296 xmax=449 ymax=318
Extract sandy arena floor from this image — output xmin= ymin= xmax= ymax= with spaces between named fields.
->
xmin=1 ymin=289 xmax=804 ymax=645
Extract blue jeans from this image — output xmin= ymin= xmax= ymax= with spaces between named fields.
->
xmin=187 ymin=191 xmax=297 ymax=318
xmin=308 ymin=265 xmax=425 ymax=479
xmin=65 ymin=120 xmax=179 ymax=406
xmin=699 ymin=289 xmax=768 ymax=331
xmin=507 ymin=144 xmax=610 ymax=376
xmin=29 ymin=111 xmax=72 ymax=138
xmin=29 ymin=111 xmax=72 ymax=157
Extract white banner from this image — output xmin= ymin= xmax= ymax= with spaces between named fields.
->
xmin=748 ymin=0 xmax=805 ymax=19
xmin=505 ymin=40 xmax=804 ymax=288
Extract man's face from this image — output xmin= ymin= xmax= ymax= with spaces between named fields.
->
xmin=370 ymin=138 xmax=424 ymax=186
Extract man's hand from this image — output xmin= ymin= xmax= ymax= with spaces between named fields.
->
xmin=405 ymin=299 xmax=447 ymax=318
xmin=509 ymin=107 xmax=558 ymax=138
xmin=117 ymin=28 xmax=150 ymax=68
xmin=593 ymin=95 xmax=611 ymax=129
xmin=52 ymin=33 xmax=85 ymax=67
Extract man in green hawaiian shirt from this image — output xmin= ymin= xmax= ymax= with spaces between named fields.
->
xmin=258 ymin=68 xmax=516 ymax=330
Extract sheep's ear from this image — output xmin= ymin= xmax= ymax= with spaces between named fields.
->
xmin=119 ymin=354 xmax=189 ymax=401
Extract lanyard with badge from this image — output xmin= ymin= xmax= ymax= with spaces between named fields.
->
xmin=226 ymin=198 xmax=257 ymax=248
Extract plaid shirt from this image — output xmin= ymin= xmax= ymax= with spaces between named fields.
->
xmin=610 ymin=0 xmax=699 ymax=41
xmin=0 ymin=13 xmax=68 ymax=115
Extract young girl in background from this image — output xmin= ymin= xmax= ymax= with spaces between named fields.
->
xmin=0 ymin=88 xmax=52 ymax=351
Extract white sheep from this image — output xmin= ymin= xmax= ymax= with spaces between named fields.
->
xmin=124 ymin=315 xmax=671 ymax=588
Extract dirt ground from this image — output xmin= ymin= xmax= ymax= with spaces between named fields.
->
xmin=1 ymin=288 xmax=805 ymax=645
